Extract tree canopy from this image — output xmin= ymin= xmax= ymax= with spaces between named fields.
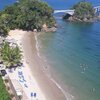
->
xmin=0 ymin=42 xmax=22 ymax=68
xmin=72 ymin=1 xmax=95 ymax=20
xmin=0 ymin=0 xmax=55 ymax=36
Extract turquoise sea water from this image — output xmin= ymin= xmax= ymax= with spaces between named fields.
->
xmin=37 ymin=20 xmax=100 ymax=100
xmin=0 ymin=0 xmax=100 ymax=100
xmin=37 ymin=0 xmax=100 ymax=100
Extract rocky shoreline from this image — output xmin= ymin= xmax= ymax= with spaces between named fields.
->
xmin=63 ymin=14 xmax=100 ymax=22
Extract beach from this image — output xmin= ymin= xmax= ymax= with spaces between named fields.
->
xmin=8 ymin=30 xmax=66 ymax=100
xmin=0 ymin=0 xmax=100 ymax=100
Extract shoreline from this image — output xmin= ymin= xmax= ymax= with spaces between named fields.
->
xmin=9 ymin=30 xmax=66 ymax=100
xmin=34 ymin=32 xmax=74 ymax=100
xmin=19 ymin=30 xmax=67 ymax=100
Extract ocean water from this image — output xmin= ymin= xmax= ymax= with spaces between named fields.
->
xmin=43 ymin=0 xmax=100 ymax=9
xmin=0 ymin=0 xmax=16 ymax=9
xmin=37 ymin=0 xmax=100 ymax=100
xmin=0 ymin=0 xmax=100 ymax=100
xmin=37 ymin=21 xmax=100 ymax=100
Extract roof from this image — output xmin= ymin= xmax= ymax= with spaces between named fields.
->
xmin=11 ymin=79 xmax=23 ymax=96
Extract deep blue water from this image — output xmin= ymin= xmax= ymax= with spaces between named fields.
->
xmin=0 ymin=0 xmax=16 ymax=9
xmin=43 ymin=0 xmax=100 ymax=9
xmin=0 ymin=0 xmax=100 ymax=100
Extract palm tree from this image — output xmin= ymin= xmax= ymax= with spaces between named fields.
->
xmin=0 ymin=42 xmax=22 ymax=69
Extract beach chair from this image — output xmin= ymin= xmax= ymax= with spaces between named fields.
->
xmin=31 ymin=92 xmax=33 ymax=97
xmin=19 ymin=79 xmax=24 ymax=83
xmin=18 ymin=71 xmax=23 ymax=75
xmin=24 ymin=84 xmax=28 ymax=88
xmin=21 ymin=75 xmax=26 ymax=82
xmin=31 ymin=92 xmax=37 ymax=97
xmin=18 ymin=74 xmax=26 ymax=82
xmin=18 ymin=75 xmax=22 ymax=79
xmin=31 ymin=92 xmax=34 ymax=100
xmin=34 ymin=93 xmax=36 ymax=98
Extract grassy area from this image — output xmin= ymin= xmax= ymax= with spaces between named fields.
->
xmin=0 ymin=77 xmax=11 ymax=100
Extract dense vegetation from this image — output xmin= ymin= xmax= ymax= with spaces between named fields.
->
xmin=0 ymin=42 xmax=22 ymax=68
xmin=0 ymin=0 xmax=55 ymax=36
xmin=73 ymin=2 xmax=95 ymax=20
xmin=0 ymin=78 xmax=11 ymax=100
xmin=63 ymin=1 xmax=95 ymax=21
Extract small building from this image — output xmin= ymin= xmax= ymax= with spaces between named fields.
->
xmin=11 ymin=79 xmax=23 ymax=99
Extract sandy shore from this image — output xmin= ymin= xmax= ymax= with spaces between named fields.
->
xmin=9 ymin=30 xmax=66 ymax=100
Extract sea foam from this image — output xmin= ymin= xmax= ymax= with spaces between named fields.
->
xmin=34 ymin=32 xmax=74 ymax=100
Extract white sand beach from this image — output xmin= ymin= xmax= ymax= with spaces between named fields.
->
xmin=7 ymin=30 xmax=66 ymax=100
xmin=7 ymin=30 xmax=46 ymax=100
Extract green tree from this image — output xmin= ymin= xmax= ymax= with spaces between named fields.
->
xmin=73 ymin=2 xmax=95 ymax=20
xmin=0 ymin=42 xmax=22 ymax=68
xmin=0 ymin=24 xmax=9 ymax=36
xmin=0 ymin=0 xmax=55 ymax=36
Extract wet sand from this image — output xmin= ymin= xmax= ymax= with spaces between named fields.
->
xmin=22 ymin=31 xmax=67 ymax=100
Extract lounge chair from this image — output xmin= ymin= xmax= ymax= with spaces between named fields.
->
xmin=18 ymin=74 xmax=26 ymax=82
xmin=31 ymin=92 xmax=34 ymax=97
xmin=24 ymin=84 xmax=28 ymax=88
xmin=18 ymin=71 xmax=23 ymax=75
xmin=31 ymin=92 xmax=37 ymax=98
xmin=21 ymin=75 xmax=26 ymax=82
xmin=34 ymin=93 xmax=36 ymax=98
xmin=19 ymin=79 xmax=24 ymax=82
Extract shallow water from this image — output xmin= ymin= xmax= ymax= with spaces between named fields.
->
xmin=37 ymin=19 xmax=100 ymax=100
xmin=37 ymin=1 xmax=100 ymax=99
